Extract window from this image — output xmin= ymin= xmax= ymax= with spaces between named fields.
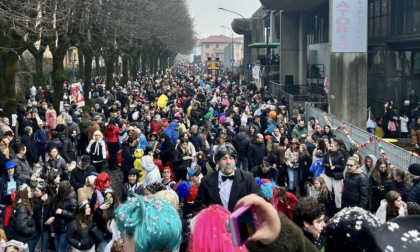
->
xmin=216 ymin=43 xmax=219 ymax=48
xmin=206 ymin=53 xmax=209 ymax=57
xmin=205 ymin=43 xmax=209 ymax=48
xmin=304 ymin=2 xmax=329 ymax=44
xmin=368 ymin=0 xmax=391 ymax=38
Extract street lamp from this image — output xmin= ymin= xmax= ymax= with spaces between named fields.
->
xmin=218 ymin=8 xmax=246 ymax=19
xmin=263 ymin=7 xmax=271 ymax=88
xmin=69 ymin=53 xmax=77 ymax=82
xmin=221 ymin=26 xmax=234 ymax=70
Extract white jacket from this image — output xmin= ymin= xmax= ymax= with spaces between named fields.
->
xmin=141 ymin=155 xmax=162 ymax=187
xmin=375 ymin=199 xmax=406 ymax=224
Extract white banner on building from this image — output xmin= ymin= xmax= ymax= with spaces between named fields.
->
xmin=332 ymin=0 xmax=368 ymax=53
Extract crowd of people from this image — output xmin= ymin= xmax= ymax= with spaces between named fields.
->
xmin=0 ymin=66 xmax=419 ymax=252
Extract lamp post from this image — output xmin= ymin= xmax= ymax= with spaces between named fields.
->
xmin=221 ymin=26 xmax=234 ymax=70
xmin=218 ymin=7 xmax=250 ymax=84
xmin=69 ymin=53 xmax=77 ymax=82
xmin=263 ymin=7 xmax=271 ymax=88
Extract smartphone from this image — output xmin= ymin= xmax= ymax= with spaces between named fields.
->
xmin=227 ymin=205 xmax=259 ymax=247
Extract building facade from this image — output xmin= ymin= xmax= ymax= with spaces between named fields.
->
xmin=197 ymin=35 xmax=244 ymax=67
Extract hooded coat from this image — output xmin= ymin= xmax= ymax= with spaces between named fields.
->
xmin=140 ymin=155 xmax=161 ymax=187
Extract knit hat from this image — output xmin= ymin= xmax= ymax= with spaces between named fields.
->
xmin=408 ymin=163 xmax=420 ymax=176
xmin=66 ymin=115 xmax=72 ymax=121
xmin=269 ymin=111 xmax=277 ymax=119
xmin=219 ymin=115 xmax=227 ymax=122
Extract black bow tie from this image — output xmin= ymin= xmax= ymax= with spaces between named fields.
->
xmin=222 ymin=175 xmax=234 ymax=182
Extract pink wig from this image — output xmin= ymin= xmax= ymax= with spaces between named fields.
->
xmin=189 ymin=205 xmax=248 ymax=252
xmin=221 ymin=99 xmax=230 ymax=107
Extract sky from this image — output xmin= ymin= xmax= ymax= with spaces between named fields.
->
xmin=187 ymin=0 xmax=262 ymax=39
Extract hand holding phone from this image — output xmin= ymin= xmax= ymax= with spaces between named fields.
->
xmin=232 ymin=194 xmax=281 ymax=246
xmin=227 ymin=205 xmax=259 ymax=246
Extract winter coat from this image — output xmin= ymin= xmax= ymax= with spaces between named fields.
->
xmin=53 ymin=190 xmax=78 ymax=234
xmin=158 ymin=141 xmax=174 ymax=165
xmin=150 ymin=120 xmax=162 ymax=134
xmin=0 ymin=176 xmax=26 ymax=205
xmin=66 ymin=220 xmax=95 ymax=250
xmin=369 ymin=172 xmax=393 ymax=212
xmin=121 ymin=145 xmax=136 ymax=172
xmin=9 ymin=202 xmax=36 ymax=243
xmin=248 ymin=140 xmax=266 ymax=168
xmin=86 ymin=121 xmax=101 ymax=142
xmin=65 ymin=122 xmax=81 ymax=140
xmin=62 ymin=137 xmax=78 ymax=163
xmin=46 ymin=138 xmax=63 ymax=153
xmin=375 ymin=199 xmax=406 ymax=224
xmin=42 ymin=155 xmax=68 ymax=180
xmin=360 ymin=155 xmax=377 ymax=177
xmin=342 ymin=170 xmax=370 ymax=209
xmin=232 ymin=133 xmax=250 ymax=157
xmin=276 ymin=192 xmax=298 ymax=220
xmin=322 ymin=150 xmax=345 ymax=179
xmin=251 ymin=165 xmax=279 ymax=184
xmin=70 ymin=165 xmax=97 ymax=192
xmin=104 ymin=124 xmax=120 ymax=143
xmin=33 ymin=195 xmax=55 ymax=233
xmin=190 ymin=132 xmax=206 ymax=152
xmin=393 ymin=181 xmax=410 ymax=202
xmin=21 ymin=134 xmax=38 ymax=165
xmin=310 ymin=158 xmax=324 ymax=178
xmin=173 ymin=146 xmax=193 ymax=172
xmin=285 ymin=148 xmax=299 ymax=168
xmin=79 ymin=119 xmax=92 ymax=137
xmin=292 ymin=125 xmax=308 ymax=144
xmin=13 ymin=157 xmax=33 ymax=177
xmin=408 ymin=177 xmax=420 ymax=204
xmin=93 ymin=206 xmax=115 ymax=240
xmin=266 ymin=134 xmax=281 ymax=154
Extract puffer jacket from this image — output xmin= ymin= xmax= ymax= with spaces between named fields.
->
xmin=53 ymin=191 xmax=78 ymax=234
xmin=93 ymin=206 xmax=115 ymax=240
xmin=10 ymin=202 xmax=37 ymax=243
xmin=33 ymin=195 xmax=55 ymax=233
xmin=248 ymin=140 xmax=266 ymax=168
xmin=408 ymin=177 xmax=420 ymax=204
xmin=342 ymin=170 xmax=370 ymax=209
xmin=232 ymin=133 xmax=250 ymax=157
xmin=322 ymin=150 xmax=345 ymax=178
xmin=66 ymin=220 xmax=95 ymax=250
xmin=42 ymin=155 xmax=68 ymax=180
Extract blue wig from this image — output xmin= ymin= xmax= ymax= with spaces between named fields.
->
xmin=177 ymin=181 xmax=192 ymax=199
xmin=115 ymin=195 xmax=182 ymax=251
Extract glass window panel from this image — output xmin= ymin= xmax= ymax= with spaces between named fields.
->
xmin=375 ymin=17 xmax=381 ymax=37
xmin=375 ymin=1 xmax=381 ymax=17
xmin=413 ymin=52 xmax=420 ymax=76
xmin=381 ymin=16 xmax=389 ymax=36
xmin=382 ymin=0 xmax=388 ymax=15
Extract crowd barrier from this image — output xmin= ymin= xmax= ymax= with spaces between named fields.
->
xmin=305 ymin=103 xmax=420 ymax=170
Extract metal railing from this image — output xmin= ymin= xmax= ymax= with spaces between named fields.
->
xmin=305 ymin=103 xmax=420 ymax=170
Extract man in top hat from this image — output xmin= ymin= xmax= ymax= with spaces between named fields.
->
xmin=408 ymin=163 xmax=420 ymax=204
xmin=194 ymin=143 xmax=262 ymax=212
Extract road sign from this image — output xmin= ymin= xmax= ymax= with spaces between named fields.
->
xmin=246 ymin=63 xmax=253 ymax=70
xmin=230 ymin=59 xmax=235 ymax=64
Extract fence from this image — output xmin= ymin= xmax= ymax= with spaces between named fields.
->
xmin=305 ymin=103 xmax=420 ymax=170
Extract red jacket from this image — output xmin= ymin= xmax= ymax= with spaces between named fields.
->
xmin=276 ymin=192 xmax=298 ymax=220
xmin=150 ymin=120 xmax=162 ymax=134
xmin=104 ymin=125 xmax=120 ymax=143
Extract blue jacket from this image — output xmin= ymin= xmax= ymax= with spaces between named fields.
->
xmin=137 ymin=134 xmax=147 ymax=150
xmin=310 ymin=158 xmax=325 ymax=178
xmin=35 ymin=129 xmax=47 ymax=144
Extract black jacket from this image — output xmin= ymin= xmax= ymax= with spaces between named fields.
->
xmin=33 ymin=195 xmax=55 ymax=233
xmin=408 ymin=177 xmax=420 ymax=205
xmin=62 ymin=137 xmax=78 ymax=163
xmin=172 ymin=146 xmax=193 ymax=171
xmin=93 ymin=206 xmax=115 ymax=240
xmin=248 ymin=140 xmax=266 ymax=168
xmin=322 ymin=150 xmax=345 ymax=178
xmin=194 ymin=169 xmax=263 ymax=212
xmin=53 ymin=191 xmax=78 ymax=233
xmin=251 ymin=165 xmax=279 ymax=184
xmin=190 ymin=132 xmax=206 ymax=152
xmin=66 ymin=220 xmax=95 ymax=250
xmin=70 ymin=165 xmax=97 ymax=192
xmin=21 ymin=134 xmax=38 ymax=166
xmin=232 ymin=133 xmax=250 ymax=157
xmin=10 ymin=202 xmax=37 ymax=243
xmin=342 ymin=170 xmax=370 ymax=209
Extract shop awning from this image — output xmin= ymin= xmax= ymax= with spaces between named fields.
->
xmin=248 ymin=42 xmax=280 ymax=48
